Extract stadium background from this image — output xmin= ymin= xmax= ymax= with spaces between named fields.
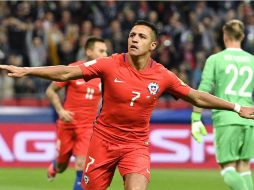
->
xmin=0 ymin=1 xmax=254 ymax=190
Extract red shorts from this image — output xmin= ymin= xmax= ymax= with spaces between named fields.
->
xmin=56 ymin=126 xmax=93 ymax=163
xmin=81 ymin=132 xmax=150 ymax=190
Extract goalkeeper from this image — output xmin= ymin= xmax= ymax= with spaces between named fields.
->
xmin=191 ymin=19 xmax=254 ymax=190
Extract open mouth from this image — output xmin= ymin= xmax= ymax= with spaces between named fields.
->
xmin=130 ymin=45 xmax=138 ymax=49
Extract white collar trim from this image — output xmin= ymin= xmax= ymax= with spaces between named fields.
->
xmin=226 ymin=48 xmax=242 ymax=51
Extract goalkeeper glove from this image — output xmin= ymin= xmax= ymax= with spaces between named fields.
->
xmin=191 ymin=112 xmax=207 ymax=143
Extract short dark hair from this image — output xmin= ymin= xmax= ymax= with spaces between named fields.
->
xmin=133 ymin=20 xmax=158 ymax=38
xmin=84 ymin=36 xmax=105 ymax=50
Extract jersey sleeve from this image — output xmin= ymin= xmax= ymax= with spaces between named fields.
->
xmin=198 ymin=56 xmax=215 ymax=93
xmin=165 ymin=70 xmax=191 ymax=98
xmin=78 ymin=57 xmax=113 ymax=81
xmin=53 ymin=81 xmax=68 ymax=88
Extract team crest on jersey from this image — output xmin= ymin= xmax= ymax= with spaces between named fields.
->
xmin=147 ymin=82 xmax=159 ymax=95
xmin=84 ymin=175 xmax=89 ymax=184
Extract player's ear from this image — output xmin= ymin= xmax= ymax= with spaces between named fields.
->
xmin=241 ymin=34 xmax=245 ymax=42
xmin=86 ymin=49 xmax=92 ymax=57
xmin=150 ymin=41 xmax=157 ymax=51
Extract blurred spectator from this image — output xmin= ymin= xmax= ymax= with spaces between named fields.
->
xmin=58 ymin=10 xmax=72 ymax=34
xmin=57 ymin=38 xmax=78 ymax=65
xmin=99 ymin=1 xmax=123 ymax=26
xmin=0 ymin=70 xmax=14 ymax=99
xmin=244 ymin=12 xmax=254 ymax=53
xmin=43 ymin=11 xmax=55 ymax=32
xmin=6 ymin=54 xmax=35 ymax=97
xmin=92 ymin=26 xmax=103 ymax=37
xmin=138 ymin=1 xmax=150 ymax=19
xmin=47 ymin=23 xmax=63 ymax=66
xmin=91 ymin=3 xmax=106 ymax=27
xmin=180 ymin=41 xmax=195 ymax=83
xmin=0 ymin=28 xmax=9 ymax=61
xmin=0 ymin=1 xmax=254 ymax=104
xmin=199 ymin=15 xmax=216 ymax=54
xmin=103 ymin=19 xmax=125 ymax=53
xmin=192 ymin=51 xmax=206 ymax=89
xmin=26 ymin=21 xmax=48 ymax=67
xmin=3 ymin=17 xmax=30 ymax=66
xmin=76 ymin=34 xmax=88 ymax=60
xmin=0 ymin=2 xmax=10 ymax=21
xmin=80 ymin=20 xmax=93 ymax=37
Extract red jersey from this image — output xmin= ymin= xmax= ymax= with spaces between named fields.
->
xmin=79 ymin=53 xmax=190 ymax=143
xmin=54 ymin=61 xmax=101 ymax=128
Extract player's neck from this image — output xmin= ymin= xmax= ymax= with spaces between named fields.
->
xmin=86 ymin=57 xmax=92 ymax=61
xmin=225 ymin=41 xmax=241 ymax=49
xmin=127 ymin=53 xmax=151 ymax=71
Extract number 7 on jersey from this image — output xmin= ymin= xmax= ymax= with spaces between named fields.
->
xmin=130 ymin=91 xmax=141 ymax=107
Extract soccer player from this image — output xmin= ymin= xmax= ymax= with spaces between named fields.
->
xmin=191 ymin=19 xmax=254 ymax=190
xmin=46 ymin=36 xmax=107 ymax=190
xmin=1 ymin=20 xmax=254 ymax=190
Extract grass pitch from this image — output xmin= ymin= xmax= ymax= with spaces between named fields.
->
xmin=0 ymin=168 xmax=231 ymax=190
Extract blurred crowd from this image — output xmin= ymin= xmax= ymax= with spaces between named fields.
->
xmin=0 ymin=1 xmax=254 ymax=102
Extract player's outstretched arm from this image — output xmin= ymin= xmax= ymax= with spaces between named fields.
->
xmin=0 ymin=65 xmax=83 ymax=81
xmin=182 ymin=88 xmax=254 ymax=119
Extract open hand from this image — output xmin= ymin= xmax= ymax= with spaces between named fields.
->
xmin=0 ymin=65 xmax=27 ymax=77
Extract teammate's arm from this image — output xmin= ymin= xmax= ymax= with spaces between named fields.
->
xmin=0 ymin=65 xmax=83 ymax=81
xmin=46 ymin=83 xmax=74 ymax=122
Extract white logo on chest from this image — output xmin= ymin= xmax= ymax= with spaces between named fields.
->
xmin=114 ymin=78 xmax=125 ymax=83
xmin=76 ymin=80 xmax=85 ymax=85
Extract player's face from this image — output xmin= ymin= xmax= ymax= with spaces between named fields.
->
xmin=128 ymin=25 xmax=157 ymax=56
xmin=87 ymin=42 xmax=108 ymax=60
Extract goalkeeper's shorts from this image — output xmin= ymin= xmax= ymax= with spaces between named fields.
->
xmin=214 ymin=125 xmax=254 ymax=164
